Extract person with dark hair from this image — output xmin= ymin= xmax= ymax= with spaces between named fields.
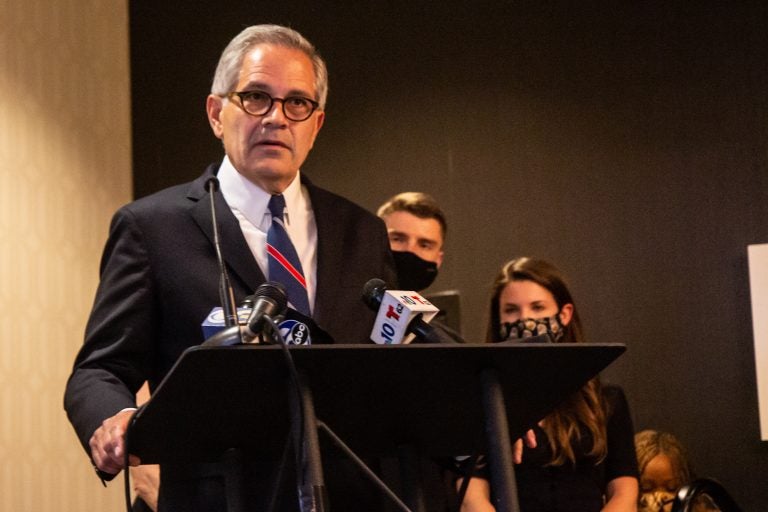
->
xmin=64 ymin=24 xmax=395 ymax=512
xmin=461 ymin=257 xmax=639 ymax=512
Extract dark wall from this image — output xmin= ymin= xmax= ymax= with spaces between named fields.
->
xmin=131 ymin=2 xmax=768 ymax=508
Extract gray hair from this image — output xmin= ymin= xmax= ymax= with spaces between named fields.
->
xmin=211 ymin=24 xmax=328 ymax=109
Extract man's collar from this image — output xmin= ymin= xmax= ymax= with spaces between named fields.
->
xmin=217 ymin=156 xmax=304 ymax=226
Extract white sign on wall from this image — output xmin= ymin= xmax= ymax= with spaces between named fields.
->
xmin=747 ymin=243 xmax=768 ymax=441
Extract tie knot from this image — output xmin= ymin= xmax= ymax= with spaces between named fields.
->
xmin=268 ymin=194 xmax=286 ymax=219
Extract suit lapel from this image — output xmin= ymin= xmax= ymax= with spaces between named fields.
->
xmin=188 ymin=165 xmax=266 ymax=294
xmin=305 ymin=177 xmax=343 ymax=325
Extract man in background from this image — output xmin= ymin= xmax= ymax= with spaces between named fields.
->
xmin=377 ymin=192 xmax=464 ymax=344
xmin=377 ymin=191 xmax=445 ymax=292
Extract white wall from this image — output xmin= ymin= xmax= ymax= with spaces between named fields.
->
xmin=748 ymin=244 xmax=768 ymax=441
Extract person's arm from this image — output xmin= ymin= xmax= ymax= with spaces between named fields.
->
xmin=64 ymin=207 xmax=156 ymax=476
xmin=601 ymin=386 xmax=639 ymax=511
xmin=131 ymin=464 xmax=160 ymax=512
xmin=454 ymin=429 xmax=535 ymax=512
xmin=602 ymin=475 xmax=639 ymax=512
xmin=89 ymin=409 xmax=141 ymax=474
xmin=457 ymin=477 xmax=496 ymax=512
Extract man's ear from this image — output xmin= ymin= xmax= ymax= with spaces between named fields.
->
xmin=305 ymin=110 xmax=325 ymax=151
xmin=559 ymin=303 xmax=574 ymax=326
xmin=314 ymin=110 xmax=325 ymax=132
xmin=206 ymin=95 xmax=224 ymax=139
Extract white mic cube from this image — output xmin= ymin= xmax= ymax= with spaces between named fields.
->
xmin=370 ymin=290 xmax=439 ymax=344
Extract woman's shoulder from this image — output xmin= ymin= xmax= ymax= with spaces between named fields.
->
xmin=601 ymin=383 xmax=626 ymax=400
xmin=600 ymin=383 xmax=631 ymax=417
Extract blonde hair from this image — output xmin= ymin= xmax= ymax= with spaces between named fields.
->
xmin=635 ymin=429 xmax=692 ymax=487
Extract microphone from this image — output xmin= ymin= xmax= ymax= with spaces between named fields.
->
xmin=201 ymin=305 xmax=251 ymax=339
xmin=202 ymin=294 xmax=333 ymax=345
xmin=279 ymin=308 xmax=335 ymax=345
xmin=240 ymin=294 xmax=257 ymax=309
xmin=362 ymin=278 xmax=443 ymax=344
xmin=202 ymin=282 xmax=288 ymax=346
xmin=243 ymin=282 xmax=288 ymax=338
xmin=205 ymin=176 xmax=240 ymax=337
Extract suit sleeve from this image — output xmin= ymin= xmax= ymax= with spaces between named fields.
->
xmin=64 ymin=206 xmax=158 ymax=457
xmin=310 ymin=187 xmax=398 ymax=343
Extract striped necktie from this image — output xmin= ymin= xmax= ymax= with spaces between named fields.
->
xmin=267 ymin=194 xmax=311 ymax=316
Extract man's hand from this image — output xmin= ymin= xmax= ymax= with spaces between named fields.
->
xmin=89 ymin=409 xmax=141 ymax=474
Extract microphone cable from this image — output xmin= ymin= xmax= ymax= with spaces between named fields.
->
xmin=262 ymin=317 xmax=309 ymax=510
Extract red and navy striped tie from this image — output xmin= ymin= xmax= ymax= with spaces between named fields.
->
xmin=267 ymin=194 xmax=311 ymax=316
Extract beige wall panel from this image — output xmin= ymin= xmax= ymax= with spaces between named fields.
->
xmin=0 ymin=0 xmax=132 ymax=510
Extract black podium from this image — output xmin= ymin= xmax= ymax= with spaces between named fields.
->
xmin=129 ymin=343 xmax=624 ymax=512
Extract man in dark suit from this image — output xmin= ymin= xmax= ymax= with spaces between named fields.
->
xmin=64 ymin=24 xmax=396 ymax=511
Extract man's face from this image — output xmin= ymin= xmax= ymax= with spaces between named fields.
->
xmin=383 ymin=210 xmax=444 ymax=267
xmin=206 ymin=44 xmax=325 ymax=194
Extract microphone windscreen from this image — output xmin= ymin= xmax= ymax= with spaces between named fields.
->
xmin=254 ymin=281 xmax=289 ymax=313
xmin=362 ymin=278 xmax=387 ymax=309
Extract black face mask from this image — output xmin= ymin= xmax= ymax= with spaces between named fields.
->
xmin=392 ymin=251 xmax=439 ymax=291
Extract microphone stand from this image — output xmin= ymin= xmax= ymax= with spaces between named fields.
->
xmin=262 ymin=318 xmax=412 ymax=512
xmin=206 ymin=177 xmax=241 ymax=340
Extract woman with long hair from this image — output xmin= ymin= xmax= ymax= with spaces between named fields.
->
xmin=461 ymin=257 xmax=639 ymax=512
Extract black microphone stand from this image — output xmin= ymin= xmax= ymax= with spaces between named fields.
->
xmin=206 ymin=177 xmax=240 ymax=338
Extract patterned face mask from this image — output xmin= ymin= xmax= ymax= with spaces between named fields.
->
xmin=499 ymin=313 xmax=565 ymax=343
xmin=638 ymin=491 xmax=676 ymax=512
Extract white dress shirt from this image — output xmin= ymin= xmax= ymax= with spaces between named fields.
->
xmin=216 ymin=156 xmax=318 ymax=313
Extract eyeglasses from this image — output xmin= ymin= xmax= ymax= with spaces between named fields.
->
xmin=226 ymin=91 xmax=320 ymax=122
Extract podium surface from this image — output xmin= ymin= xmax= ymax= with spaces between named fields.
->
xmin=130 ymin=343 xmax=624 ymax=465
